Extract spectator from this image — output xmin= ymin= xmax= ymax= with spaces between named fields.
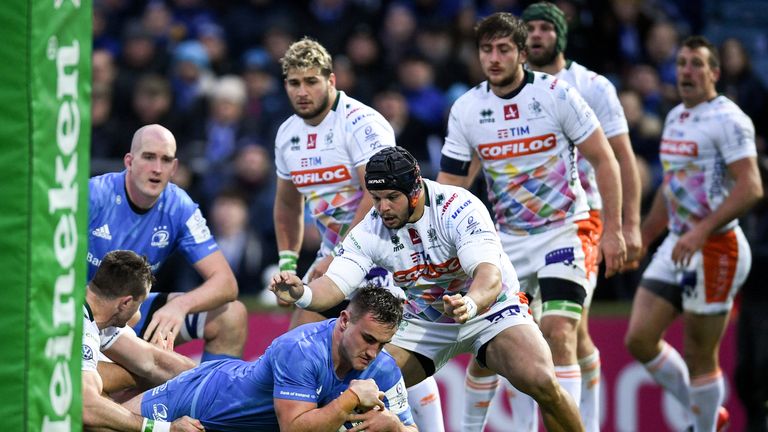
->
xmin=396 ymin=53 xmax=446 ymax=133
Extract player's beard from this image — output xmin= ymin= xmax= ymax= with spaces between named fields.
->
xmin=295 ymin=91 xmax=330 ymax=120
xmin=527 ymin=44 xmax=558 ymax=69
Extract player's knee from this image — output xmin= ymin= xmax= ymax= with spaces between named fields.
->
xmin=624 ymin=331 xmax=651 ymax=361
xmin=207 ymin=301 xmax=248 ymax=342
xmin=541 ymin=321 xmax=577 ymax=356
xmin=522 ymin=368 xmax=561 ymax=406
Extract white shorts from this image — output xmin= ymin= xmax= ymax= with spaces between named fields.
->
xmin=391 ymin=294 xmax=535 ymax=372
xmin=642 ymin=227 xmax=751 ymax=314
xmin=499 ymin=217 xmax=597 ymax=319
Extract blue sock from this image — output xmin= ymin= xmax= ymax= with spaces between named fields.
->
xmin=201 ymin=351 xmax=238 ymax=363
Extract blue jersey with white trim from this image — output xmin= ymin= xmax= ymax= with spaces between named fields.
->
xmin=87 ymin=171 xmax=218 ymax=280
xmin=143 ymin=319 xmax=413 ymax=431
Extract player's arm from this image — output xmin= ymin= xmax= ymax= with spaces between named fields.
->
xmin=578 ymin=127 xmax=626 ymax=277
xmin=672 ymin=156 xmax=763 ymax=266
xmin=270 ymin=272 xmax=347 ymax=312
xmin=436 ymin=152 xmax=478 ymax=188
xmin=607 ymin=132 xmax=643 ymax=263
xmin=274 ymin=177 xmax=305 ymax=273
xmin=274 ymin=379 xmax=385 ymax=432
xmin=83 ymin=369 xmax=146 ymax=431
xmin=105 ymin=331 xmax=196 ymax=386
xmin=639 ymin=187 xmax=669 ymax=252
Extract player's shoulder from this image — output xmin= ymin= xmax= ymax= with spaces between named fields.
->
xmin=563 ymin=61 xmax=616 ymax=93
xmin=707 ymin=95 xmax=751 ymax=120
xmin=275 ymin=319 xmax=334 ymax=352
xmin=450 ymin=81 xmax=492 ymax=113
xmin=275 ymin=115 xmax=303 ymax=147
xmin=339 ymin=92 xmax=386 ymax=126
xmin=428 ymin=179 xmax=479 ymax=218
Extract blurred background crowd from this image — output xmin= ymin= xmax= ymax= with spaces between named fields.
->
xmin=90 ymin=0 xmax=768 ymax=303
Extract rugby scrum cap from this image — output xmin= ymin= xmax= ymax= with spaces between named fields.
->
xmin=365 ymin=146 xmax=421 ymax=195
xmin=522 ymin=1 xmax=568 ymax=54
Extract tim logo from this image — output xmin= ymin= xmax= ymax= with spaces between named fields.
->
xmin=408 ymin=228 xmax=422 ymax=245
xmin=300 ymin=156 xmax=322 ymax=168
xmin=307 ymin=133 xmax=317 ymax=149
xmin=545 ymin=247 xmax=575 ymax=266
xmin=660 ymin=139 xmax=698 ymax=157
xmin=503 ymin=104 xmax=519 ymax=120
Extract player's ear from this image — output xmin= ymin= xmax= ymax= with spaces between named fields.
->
xmin=339 ymin=310 xmax=350 ymax=330
xmin=117 ymin=295 xmax=133 ymax=311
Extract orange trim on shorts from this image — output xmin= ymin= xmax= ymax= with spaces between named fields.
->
xmin=702 ymin=231 xmax=738 ymax=304
xmin=576 ymin=210 xmax=603 ymax=279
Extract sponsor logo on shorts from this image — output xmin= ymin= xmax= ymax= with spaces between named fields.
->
xmin=660 ymin=139 xmax=698 ymax=156
xmin=483 ymin=305 xmax=521 ymax=324
xmin=291 ymin=165 xmax=352 ymax=187
xmin=545 ymin=247 xmax=575 ymax=266
xmin=478 ymin=134 xmax=556 ymax=160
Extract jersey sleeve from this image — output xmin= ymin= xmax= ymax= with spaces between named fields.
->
xmin=324 ymin=223 xmax=377 ymax=296
xmin=443 ymin=195 xmax=503 ymax=277
xmin=271 ymin=340 xmax=323 ymax=403
xmin=718 ymin=108 xmax=757 ymax=165
xmin=174 ymin=193 xmax=219 ymax=264
xmin=557 ymin=82 xmax=600 ymax=145
xmin=373 ymin=359 xmax=415 ymax=426
xmin=346 ymin=109 xmax=397 ymax=167
xmin=274 ymin=122 xmax=292 ymax=180
xmin=587 ymin=75 xmax=629 ymax=139
xmin=82 ymin=319 xmax=101 ymax=372
xmin=99 ymin=325 xmax=125 ymax=351
xmin=441 ymin=102 xmax=474 ymax=162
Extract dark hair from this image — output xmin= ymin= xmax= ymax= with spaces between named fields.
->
xmin=348 ymin=285 xmax=403 ymax=328
xmin=475 ymin=12 xmax=528 ymax=52
xmin=90 ymin=250 xmax=154 ymax=299
xmin=682 ymin=35 xmax=720 ymax=70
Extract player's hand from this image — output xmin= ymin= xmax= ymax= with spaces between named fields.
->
xmin=348 ymin=379 xmax=385 ymax=411
xmin=672 ymin=224 xmax=708 ymax=267
xmin=600 ymin=229 xmax=626 ymax=278
xmin=442 ymin=293 xmax=472 ymax=324
xmin=170 ymin=416 xmax=205 ymax=431
xmin=269 ymin=271 xmax=304 ymax=304
xmin=308 ymin=255 xmax=333 ymax=282
xmin=622 ymin=223 xmax=643 ymax=271
xmin=143 ymin=298 xmax=187 ymax=348
xmin=347 ymin=409 xmax=403 ymax=432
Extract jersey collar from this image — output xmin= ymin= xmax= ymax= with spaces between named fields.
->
xmin=490 ymin=69 xmax=535 ymax=100
xmin=84 ymin=301 xmax=95 ymax=322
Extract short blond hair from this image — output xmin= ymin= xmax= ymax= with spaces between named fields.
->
xmin=280 ymin=37 xmax=333 ymax=77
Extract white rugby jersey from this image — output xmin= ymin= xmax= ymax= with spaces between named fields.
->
xmin=659 ymin=96 xmax=756 ymax=235
xmin=556 ymin=61 xmax=629 ymax=210
xmin=442 ymin=70 xmax=599 ymax=235
xmin=325 ymin=179 xmax=520 ymax=324
xmin=275 ymin=91 xmax=396 ymax=256
xmin=82 ymin=304 xmax=123 ymax=372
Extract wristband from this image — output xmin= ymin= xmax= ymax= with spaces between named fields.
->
xmin=295 ymin=284 xmax=313 ymax=309
xmin=279 ymin=250 xmax=299 ymax=273
xmin=464 ymin=296 xmax=478 ymax=320
xmin=141 ymin=419 xmax=170 ymax=432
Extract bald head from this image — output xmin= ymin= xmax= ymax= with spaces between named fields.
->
xmin=130 ymin=124 xmax=177 ymax=156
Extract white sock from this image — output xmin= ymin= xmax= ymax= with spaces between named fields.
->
xmin=690 ymin=370 xmax=724 ymax=432
xmin=407 ymin=376 xmax=445 ymax=432
xmin=555 ymin=364 xmax=582 ymax=408
xmin=643 ymin=341 xmax=691 ymax=407
xmin=506 ymin=382 xmax=539 ymax=432
xmin=579 ymin=350 xmax=601 ymax=432
xmin=462 ymin=372 xmax=499 ymax=432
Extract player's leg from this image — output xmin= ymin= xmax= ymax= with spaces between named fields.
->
xmin=682 ymin=228 xmax=750 ymax=431
xmin=133 ymin=293 xmax=247 ymax=361
xmin=406 ymin=376 xmax=445 ymax=432
xmin=484 ymin=322 xmax=584 ymax=431
xmin=575 ymin=212 xmax=602 ymax=432
xmin=200 ymin=298 xmax=248 ymax=361
xmin=462 ymin=358 xmax=500 ymax=432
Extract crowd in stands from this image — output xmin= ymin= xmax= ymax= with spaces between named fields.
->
xmin=91 ymin=0 xmax=768 ymax=300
